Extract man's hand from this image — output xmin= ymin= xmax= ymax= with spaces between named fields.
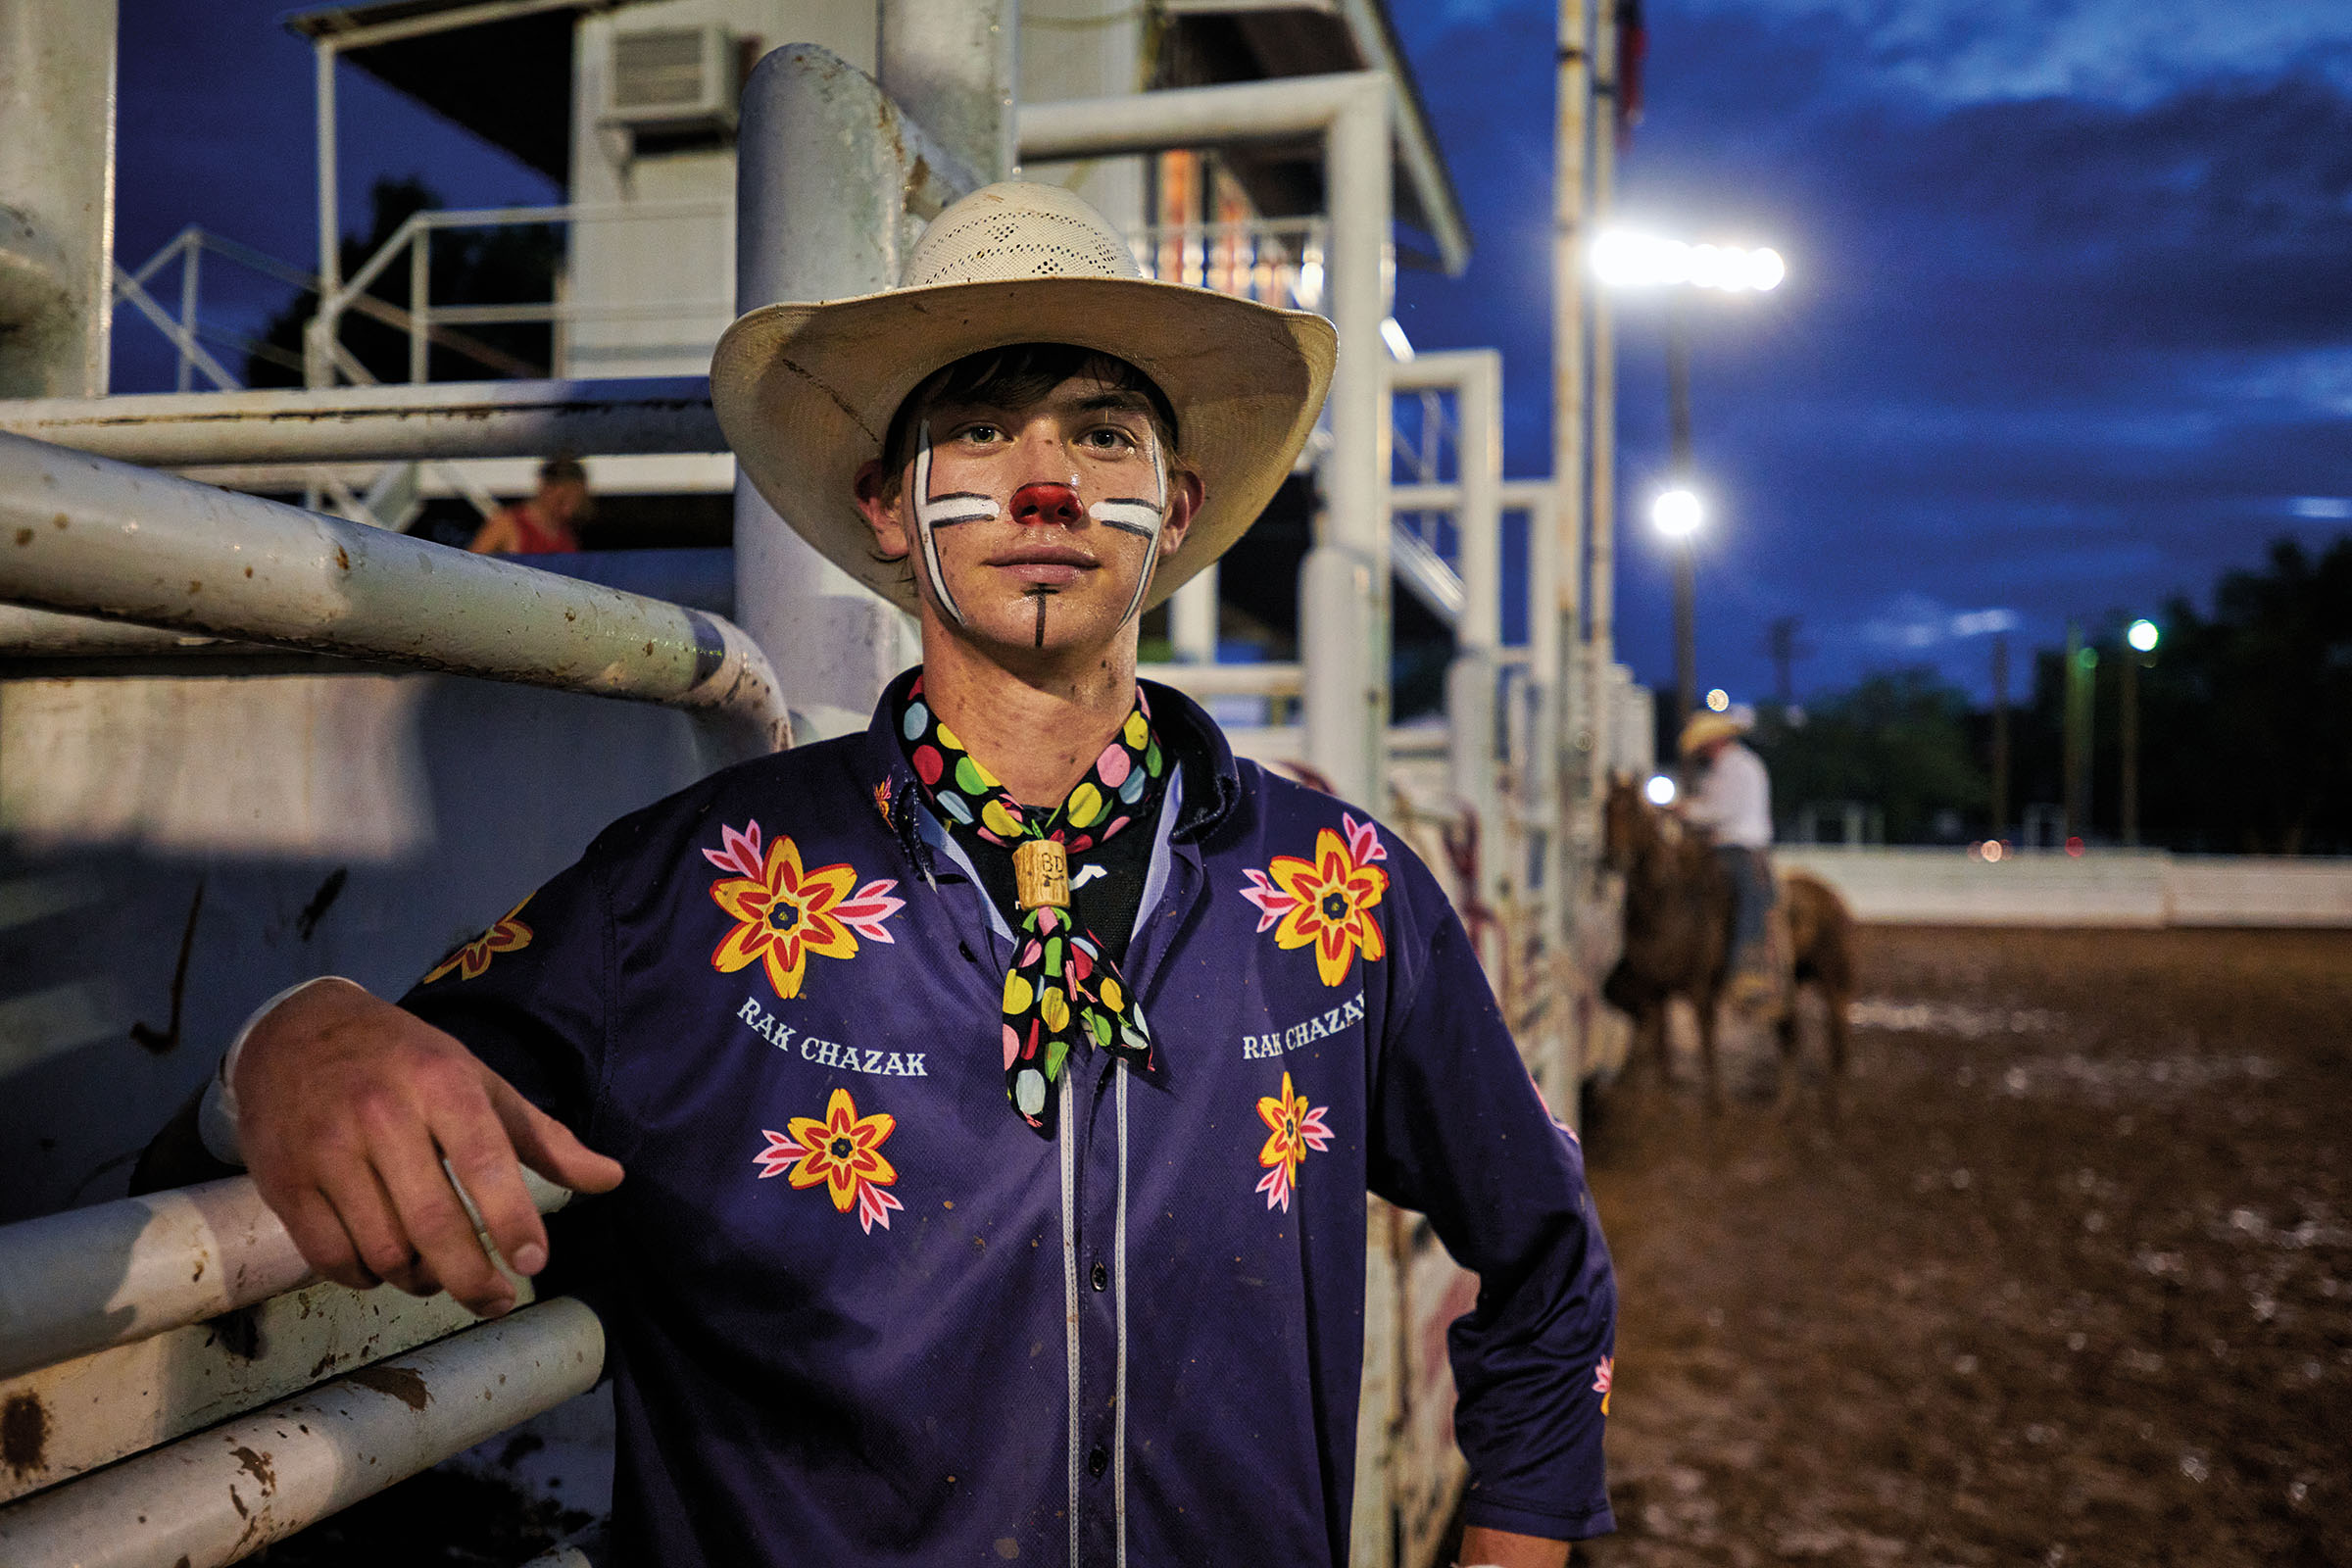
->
xmin=1458 ymin=1526 xmax=1571 ymax=1568
xmin=235 ymin=979 xmax=624 ymax=1317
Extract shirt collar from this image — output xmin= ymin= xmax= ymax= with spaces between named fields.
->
xmin=859 ymin=666 xmax=1243 ymax=860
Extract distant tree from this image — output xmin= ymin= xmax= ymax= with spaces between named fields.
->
xmin=1750 ymin=669 xmax=1988 ymax=844
xmin=246 ymin=176 xmax=560 ymax=388
xmin=2002 ymin=534 xmax=2352 ymax=853
xmin=2134 ymin=536 xmax=2352 ymax=854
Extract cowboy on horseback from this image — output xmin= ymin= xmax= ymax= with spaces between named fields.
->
xmin=1677 ymin=708 xmax=1781 ymax=1016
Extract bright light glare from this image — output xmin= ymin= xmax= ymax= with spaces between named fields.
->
xmin=1380 ymin=317 xmax=1414 ymax=362
xmin=1653 ymin=487 xmax=1702 ymax=537
xmin=2128 ymin=618 xmax=2160 ymax=653
xmin=1979 ymin=840 xmax=2006 ymax=862
xmin=1296 ymin=259 xmax=1325 ymax=309
xmin=1644 ymin=774 xmax=1678 ymax=807
xmin=1593 ymin=230 xmax=1788 ymax=293
xmin=1705 ymin=688 xmax=1730 ymax=712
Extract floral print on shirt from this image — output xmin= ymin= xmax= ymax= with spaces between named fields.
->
xmin=705 ymin=819 xmax=904 ymax=1001
xmin=1240 ymin=812 xmax=1391 ymax=986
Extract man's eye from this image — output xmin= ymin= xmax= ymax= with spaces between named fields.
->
xmin=960 ymin=425 xmax=1002 ymax=444
xmin=1082 ymin=426 xmax=1137 ymax=451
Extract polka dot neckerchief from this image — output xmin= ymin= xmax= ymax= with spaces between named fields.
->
xmin=893 ymin=673 xmax=1170 ymax=1137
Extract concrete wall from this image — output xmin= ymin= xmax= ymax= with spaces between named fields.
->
xmin=0 ymin=670 xmax=710 ymax=1225
xmin=1779 ymin=847 xmax=2352 ymax=928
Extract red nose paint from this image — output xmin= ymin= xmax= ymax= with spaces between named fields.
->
xmin=1009 ymin=483 xmax=1083 ymax=526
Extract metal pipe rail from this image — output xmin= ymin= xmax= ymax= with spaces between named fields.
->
xmin=0 ymin=1298 xmax=605 ymax=1568
xmin=0 ymin=433 xmax=790 ymax=758
xmin=0 ymin=377 xmax=726 ymax=468
xmin=1138 ymin=661 xmax=1304 ymax=699
xmin=0 ymin=1171 xmax=571 ymax=1384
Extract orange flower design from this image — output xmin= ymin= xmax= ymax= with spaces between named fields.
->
xmin=1240 ymin=813 xmax=1390 ymax=987
xmin=754 ymin=1087 xmax=905 ymax=1233
xmin=424 ymin=897 xmax=533 ymax=983
xmin=1254 ymin=1070 xmax=1334 ymax=1213
xmin=705 ymin=820 xmax=903 ymax=1001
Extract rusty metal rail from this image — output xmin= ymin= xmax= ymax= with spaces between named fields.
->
xmin=0 ymin=431 xmax=789 ymax=757
xmin=0 ymin=376 xmax=724 ymax=467
xmin=0 ymin=1172 xmax=570 ymax=1384
xmin=0 ymin=1298 xmax=604 ymax=1568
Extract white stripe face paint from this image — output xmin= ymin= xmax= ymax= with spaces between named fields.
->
xmin=911 ymin=418 xmax=999 ymax=627
xmin=1089 ymin=423 xmax=1168 ymax=629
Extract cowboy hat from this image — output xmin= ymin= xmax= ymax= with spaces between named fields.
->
xmin=710 ymin=181 xmax=1339 ymax=617
xmin=1679 ymin=710 xmax=1744 ymax=756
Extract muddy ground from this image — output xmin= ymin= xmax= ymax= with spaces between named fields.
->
xmin=1574 ymin=926 xmax=2352 ymax=1568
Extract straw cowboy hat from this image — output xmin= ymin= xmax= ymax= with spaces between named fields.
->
xmin=710 ymin=181 xmax=1339 ymax=616
xmin=1679 ymin=710 xmax=1746 ymax=757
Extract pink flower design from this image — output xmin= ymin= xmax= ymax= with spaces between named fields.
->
xmin=753 ymin=1088 xmax=906 ymax=1234
xmin=1241 ymin=813 xmax=1389 ymax=940
xmin=1593 ymin=1354 xmax=1614 ymax=1415
xmin=1253 ymin=1071 xmax=1335 ymax=1213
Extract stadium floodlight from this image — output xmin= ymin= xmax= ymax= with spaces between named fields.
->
xmin=1644 ymin=774 xmax=1678 ymax=807
xmin=1592 ymin=230 xmax=1787 ymax=293
xmin=2128 ymin=618 xmax=2160 ymax=653
xmin=1652 ymin=487 xmax=1702 ymax=538
xmin=1705 ymin=688 xmax=1730 ymax=712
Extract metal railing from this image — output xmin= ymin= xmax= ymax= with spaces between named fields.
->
xmin=0 ymin=430 xmax=789 ymax=757
xmin=308 ymin=201 xmax=733 ymax=390
xmin=1126 ymin=217 xmax=1330 ymax=312
xmin=0 ymin=1169 xmax=595 ymax=1559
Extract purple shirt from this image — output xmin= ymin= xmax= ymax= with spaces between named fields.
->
xmin=403 ymin=680 xmax=1615 ymax=1565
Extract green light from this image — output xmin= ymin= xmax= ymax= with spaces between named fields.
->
xmin=2128 ymin=618 xmax=2160 ymax=653
xmin=2075 ymin=647 xmax=2098 ymax=671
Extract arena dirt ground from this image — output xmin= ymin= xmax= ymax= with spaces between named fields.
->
xmin=1570 ymin=925 xmax=2352 ymax=1568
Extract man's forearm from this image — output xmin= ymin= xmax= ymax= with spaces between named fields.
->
xmin=1459 ymin=1525 xmax=1570 ymax=1567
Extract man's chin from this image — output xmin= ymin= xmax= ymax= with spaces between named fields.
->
xmin=943 ymin=598 xmax=1139 ymax=663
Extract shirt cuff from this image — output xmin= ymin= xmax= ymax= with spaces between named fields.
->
xmin=1459 ymin=1494 xmax=1617 ymax=1544
xmin=197 ymin=977 xmax=356 ymax=1167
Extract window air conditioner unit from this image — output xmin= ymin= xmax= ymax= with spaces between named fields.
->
xmin=604 ymin=25 xmax=738 ymax=135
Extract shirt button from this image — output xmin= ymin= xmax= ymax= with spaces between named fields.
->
xmin=1091 ymin=1262 xmax=1108 ymax=1292
xmin=1088 ymin=1446 xmax=1109 ymax=1477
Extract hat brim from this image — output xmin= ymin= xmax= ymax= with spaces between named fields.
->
xmin=1680 ymin=714 xmax=1742 ymax=754
xmin=710 ymin=276 xmax=1338 ymax=617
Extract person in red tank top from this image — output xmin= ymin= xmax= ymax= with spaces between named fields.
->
xmin=467 ymin=454 xmax=592 ymax=555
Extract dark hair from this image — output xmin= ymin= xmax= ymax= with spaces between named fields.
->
xmin=875 ymin=343 xmax=1180 ymax=499
xmin=538 ymin=454 xmax=588 ymax=486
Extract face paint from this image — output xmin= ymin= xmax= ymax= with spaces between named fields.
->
xmin=1087 ymin=423 xmax=1168 ymax=628
xmin=911 ymin=418 xmax=999 ymax=626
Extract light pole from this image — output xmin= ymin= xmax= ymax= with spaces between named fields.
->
xmin=1651 ymin=486 xmax=1701 ymax=724
xmin=1592 ymin=230 xmax=1785 ymax=733
xmin=2122 ymin=617 xmax=2159 ymax=847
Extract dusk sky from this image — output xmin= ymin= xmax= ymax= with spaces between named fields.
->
xmin=111 ymin=1 xmax=2352 ymax=706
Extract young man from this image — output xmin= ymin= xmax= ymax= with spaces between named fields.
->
xmin=1678 ymin=709 xmax=1779 ymax=1012
xmin=206 ymin=183 xmax=1615 ymax=1566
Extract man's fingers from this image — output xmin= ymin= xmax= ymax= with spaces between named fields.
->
xmin=492 ymin=1076 xmax=624 ymax=1197
xmin=273 ymin=1184 xmax=380 ymax=1294
xmin=314 ymin=1161 xmax=429 ymax=1295
xmin=370 ymin=1131 xmax=514 ymax=1317
xmin=435 ymin=1095 xmax=550 ymax=1279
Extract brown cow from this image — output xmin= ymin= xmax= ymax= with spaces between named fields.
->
xmin=1600 ymin=772 xmax=1855 ymax=1102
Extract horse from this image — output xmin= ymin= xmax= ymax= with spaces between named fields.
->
xmin=1599 ymin=772 xmax=1856 ymax=1102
